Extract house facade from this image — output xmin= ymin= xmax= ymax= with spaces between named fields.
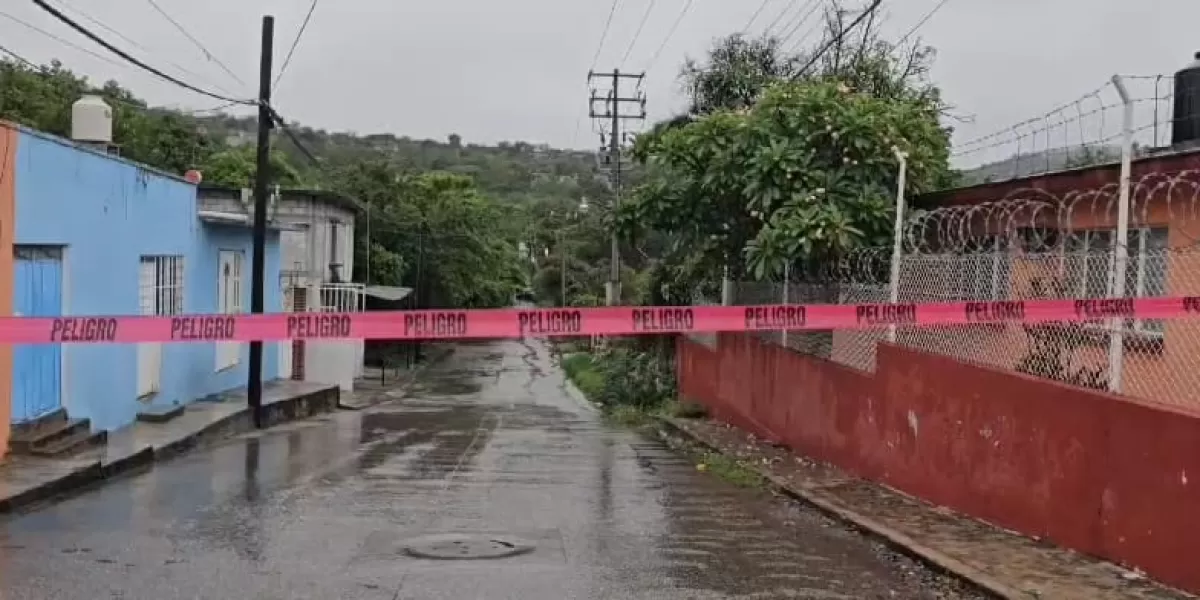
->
xmin=0 ymin=120 xmax=286 ymax=457
xmin=197 ymin=185 xmax=363 ymax=390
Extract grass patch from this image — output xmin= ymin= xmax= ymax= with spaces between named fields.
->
xmin=561 ymin=352 xmax=605 ymax=400
xmin=695 ymin=451 xmax=765 ymax=488
xmin=662 ymin=399 xmax=708 ymax=419
xmin=603 ymin=404 xmax=654 ymax=427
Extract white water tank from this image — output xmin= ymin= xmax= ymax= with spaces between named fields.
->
xmin=71 ymin=95 xmax=113 ymax=144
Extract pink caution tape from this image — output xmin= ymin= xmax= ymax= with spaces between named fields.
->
xmin=1 ymin=296 xmax=1197 ymax=344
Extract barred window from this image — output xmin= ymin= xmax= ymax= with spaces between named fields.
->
xmin=139 ymin=255 xmax=184 ymax=316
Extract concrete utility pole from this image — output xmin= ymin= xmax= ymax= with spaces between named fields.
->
xmin=247 ymin=15 xmax=274 ymax=429
xmin=588 ymin=69 xmax=645 ymax=305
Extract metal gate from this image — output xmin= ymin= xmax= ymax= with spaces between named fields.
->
xmin=318 ymin=283 xmax=365 ymax=312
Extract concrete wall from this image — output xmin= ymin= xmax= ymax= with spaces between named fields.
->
xmin=0 ymin=125 xmax=17 ymax=458
xmin=197 ymin=187 xmax=356 ymax=283
xmin=678 ymin=332 xmax=1200 ymax=594
xmin=12 ymin=129 xmax=280 ymax=432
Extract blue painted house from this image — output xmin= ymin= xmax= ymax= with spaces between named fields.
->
xmin=3 ymin=121 xmax=284 ymax=435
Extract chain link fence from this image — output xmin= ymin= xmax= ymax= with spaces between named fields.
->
xmin=716 ymin=169 xmax=1200 ymax=411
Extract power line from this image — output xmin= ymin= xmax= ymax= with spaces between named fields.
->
xmin=589 ymin=0 xmax=621 ymax=73
xmin=779 ymin=0 xmax=823 ymax=47
xmin=274 ymin=0 xmax=319 ymax=88
xmin=52 ymin=0 xmax=241 ymax=97
xmin=741 ymin=0 xmax=774 ymax=34
xmin=763 ymin=0 xmax=798 ymax=36
xmin=142 ymin=0 xmax=247 ymax=88
xmin=896 ymin=0 xmax=951 ymax=46
xmin=643 ymin=0 xmax=693 ymax=72
xmin=0 ymin=43 xmax=36 ymax=68
xmin=0 ymin=8 xmax=125 ymax=70
xmin=619 ymin=0 xmax=657 ymax=67
xmin=790 ymin=0 xmax=882 ymax=80
xmin=30 ymin=0 xmax=254 ymax=105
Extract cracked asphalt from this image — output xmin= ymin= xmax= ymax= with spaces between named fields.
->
xmin=0 ymin=339 xmax=984 ymax=599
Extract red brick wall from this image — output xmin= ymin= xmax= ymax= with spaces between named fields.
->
xmin=677 ymin=333 xmax=1200 ymax=593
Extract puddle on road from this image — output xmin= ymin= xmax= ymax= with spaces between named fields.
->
xmin=354 ymin=404 xmax=495 ymax=480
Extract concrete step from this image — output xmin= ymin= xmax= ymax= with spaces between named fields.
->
xmin=137 ymin=404 xmax=185 ymax=424
xmin=28 ymin=428 xmax=107 ymax=458
xmin=10 ymin=417 xmax=90 ymax=454
xmin=10 ymin=408 xmax=68 ymax=438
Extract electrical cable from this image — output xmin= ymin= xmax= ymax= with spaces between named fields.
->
xmin=30 ymin=0 xmax=254 ymax=106
xmin=741 ymin=0 xmax=773 ymax=34
xmin=778 ymin=0 xmax=822 ymax=47
xmin=0 ymin=8 xmax=125 ymax=69
xmin=895 ymin=0 xmax=951 ymax=46
xmin=0 ymin=43 xmax=35 ymax=67
xmin=142 ymin=0 xmax=247 ymax=88
xmin=619 ymin=0 xmax=656 ymax=67
xmin=589 ymin=0 xmax=621 ymax=73
xmin=643 ymin=0 xmax=693 ymax=72
xmin=790 ymin=0 xmax=882 ymax=80
xmin=274 ymin=0 xmax=319 ymax=88
xmin=52 ymin=0 xmax=241 ymax=97
xmin=763 ymin=0 xmax=798 ymax=36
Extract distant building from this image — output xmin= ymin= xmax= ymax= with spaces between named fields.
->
xmin=197 ymin=185 xmax=366 ymax=392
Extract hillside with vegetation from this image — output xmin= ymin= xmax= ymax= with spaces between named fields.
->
xmin=0 ymin=57 xmax=613 ymax=310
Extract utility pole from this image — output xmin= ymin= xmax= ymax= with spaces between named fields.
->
xmin=247 ymin=15 xmax=274 ymax=429
xmin=588 ymin=69 xmax=645 ymax=305
xmin=559 ymin=229 xmax=567 ymax=307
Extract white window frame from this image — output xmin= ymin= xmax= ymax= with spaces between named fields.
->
xmin=138 ymin=255 xmax=184 ymax=398
xmin=1066 ymin=227 xmax=1167 ymax=338
xmin=138 ymin=255 xmax=185 ymax=317
xmin=216 ymin=250 xmax=245 ymax=371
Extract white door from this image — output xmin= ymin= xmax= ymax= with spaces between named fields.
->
xmin=216 ymin=250 xmax=243 ymax=371
xmin=277 ymin=285 xmax=294 ymax=379
xmin=137 ymin=258 xmax=163 ymax=398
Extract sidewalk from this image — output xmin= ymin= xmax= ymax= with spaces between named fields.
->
xmin=0 ymin=380 xmax=338 ymax=514
xmin=659 ymin=416 xmax=1195 ymax=600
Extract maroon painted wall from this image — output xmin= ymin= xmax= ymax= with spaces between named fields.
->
xmin=677 ymin=333 xmax=1200 ymax=593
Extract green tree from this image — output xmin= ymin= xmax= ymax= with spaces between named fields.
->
xmin=329 ymin=161 xmax=525 ymax=309
xmin=624 ymin=80 xmax=950 ymax=282
xmin=681 ymin=34 xmax=802 ymax=115
xmin=198 ymin=145 xmax=302 ymax=188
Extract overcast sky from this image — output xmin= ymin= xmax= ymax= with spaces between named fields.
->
xmin=3 ymin=0 xmax=1200 ymax=162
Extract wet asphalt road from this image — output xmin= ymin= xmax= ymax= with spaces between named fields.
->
xmin=0 ymin=339 xmax=975 ymax=599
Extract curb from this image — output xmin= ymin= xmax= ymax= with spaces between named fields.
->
xmin=654 ymin=417 xmax=1028 ymax=600
xmin=0 ymin=385 xmax=341 ymax=516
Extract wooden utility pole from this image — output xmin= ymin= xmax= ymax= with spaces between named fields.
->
xmin=588 ymin=69 xmax=645 ymax=305
xmin=247 ymin=15 xmax=274 ymax=429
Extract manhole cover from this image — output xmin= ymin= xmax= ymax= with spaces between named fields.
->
xmin=402 ymin=534 xmax=533 ymax=560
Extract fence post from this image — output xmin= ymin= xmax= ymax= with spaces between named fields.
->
xmin=781 ymin=263 xmax=790 ymax=347
xmin=887 ymin=148 xmax=909 ymax=343
xmin=1107 ymin=74 xmax=1134 ymax=394
xmin=721 ymin=264 xmax=734 ymax=306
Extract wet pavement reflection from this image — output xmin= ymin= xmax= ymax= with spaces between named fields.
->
xmin=0 ymin=339 xmax=977 ymax=599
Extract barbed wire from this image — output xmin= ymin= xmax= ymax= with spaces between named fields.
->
xmin=951 ymin=74 xmax=1191 ymax=183
xmin=903 ymin=169 xmax=1200 ymax=254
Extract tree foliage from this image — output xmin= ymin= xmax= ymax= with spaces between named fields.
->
xmin=626 ymin=7 xmax=954 ymax=284
xmin=328 ymin=162 xmax=525 ymax=308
